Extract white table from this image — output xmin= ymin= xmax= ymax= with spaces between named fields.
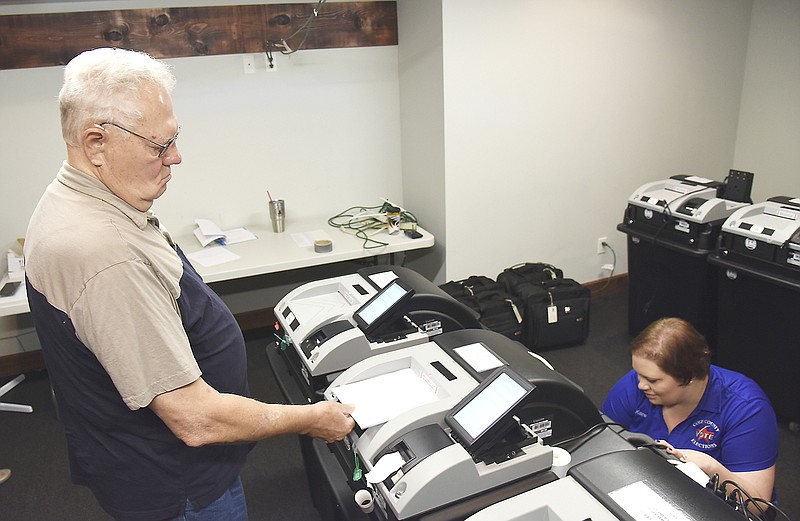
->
xmin=173 ymin=215 xmax=434 ymax=284
xmin=1 ymin=215 xmax=434 ymax=317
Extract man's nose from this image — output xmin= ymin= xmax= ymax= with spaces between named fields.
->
xmin=163 ymin=144 xmax=182 ymax=165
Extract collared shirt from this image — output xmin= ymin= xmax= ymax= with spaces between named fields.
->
xmin=25 ymin=161 xmax=252 ymax=520
xmin=602 ymin=365 xmax=778 ymax=473
xmin=26 ymin=162 xmax=197 ymax=408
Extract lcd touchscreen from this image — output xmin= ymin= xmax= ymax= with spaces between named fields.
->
xmin=445 ymin=366 xmax=533 ymax=454
xmin=353 ymin=279 xmax=414 ymax=334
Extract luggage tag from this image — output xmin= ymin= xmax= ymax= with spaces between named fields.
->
xmin=547 ymin=292 xmax=558 ymax=323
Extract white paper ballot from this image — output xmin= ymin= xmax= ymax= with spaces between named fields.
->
xmin=329 ymin=368 xmax=439 ymax=429
xmin=365 ymin=452 xmax=405 ymax=484
xmin=674 ymin=461 xmax=710 ymax=486
xmin=454 ymin=343 xmax=504 ymax=373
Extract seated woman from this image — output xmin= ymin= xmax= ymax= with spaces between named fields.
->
xmin=602 ymin=317 xmax=778 ymax=507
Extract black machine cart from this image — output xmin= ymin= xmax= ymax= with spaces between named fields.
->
xmin=617 ymin=172 xmax=753 ymax=346
xmin=708 ymin=196 xmax=800 ymax=427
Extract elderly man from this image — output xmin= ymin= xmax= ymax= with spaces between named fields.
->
xmin=24 ymin=47 xmax=354 ymax=521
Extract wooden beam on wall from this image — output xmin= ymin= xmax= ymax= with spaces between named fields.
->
xmin=0 ymin=2 xmax=398 ymax=70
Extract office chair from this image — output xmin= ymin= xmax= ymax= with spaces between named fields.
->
xmin=0 ymin=374 xmax=33 ymax=413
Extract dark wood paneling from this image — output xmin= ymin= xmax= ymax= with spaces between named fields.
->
xmin=0 ymin=2 xmax=397 ymax=70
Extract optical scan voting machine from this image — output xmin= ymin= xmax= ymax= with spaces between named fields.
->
xmin=716 ymin=196 xmax=800 ymax=273
xmin=273 ymin=266 xmax=481 ymax=401
xmin=270 ymin=267 xmax=744 ymax=520
xmin=618 ymin=172 xmax=752 ymax=249
xmin=320 ymin=328 xmax=743 ymax=521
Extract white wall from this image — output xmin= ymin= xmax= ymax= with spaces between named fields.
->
xmin=734 ymin=0 xmax=800 ymax=201
xmin=0 ymin=3 xmax=404 ymax=259
xmin=397 ymin=0 xmax=447 ymax=282
xmin=431 ymin=0 xmax=755 ymax=283
xmin=3 ymin=0 xmax=800 ymax=289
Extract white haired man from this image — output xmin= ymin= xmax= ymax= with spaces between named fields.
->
xmin=25 ymin=47 xmax=354 ymax=521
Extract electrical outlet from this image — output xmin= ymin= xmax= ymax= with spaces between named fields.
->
xmin=597 ymin=237 xmax=607 ymax=255
xmin=242 ymin=54 xmax=256 ymax=74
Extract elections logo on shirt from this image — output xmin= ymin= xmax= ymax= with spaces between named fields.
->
xmin=691 ymin=419 xmax=720 ymax=450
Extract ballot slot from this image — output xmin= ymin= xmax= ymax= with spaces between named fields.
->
xmin=299 ymin=320 xmax=354 ymax=359
xmin=376 ymin=424 xmax=455 ymax=490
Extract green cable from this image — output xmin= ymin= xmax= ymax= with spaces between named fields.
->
xmin=273 ymin=332 xmax=288 ymax=351
xmin=353 ymin=449 xmax=362 ymax=482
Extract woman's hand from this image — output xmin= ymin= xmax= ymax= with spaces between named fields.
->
xmin=654 ymin=439 xmax=775 ymax=505
xmin=656 ymin=440 xmax=719 ymax=474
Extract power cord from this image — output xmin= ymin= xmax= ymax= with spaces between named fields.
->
xmin=597 ymin=241 xmax=617 ymax=292
xmin=552 ymin=421 xmax=625 ymax=453
xmin=708 ymin=477 xmax=789 ymax=521
xmin=265 ymin=0 xmax=328 ymax=68
xmin=328 ymin=202 xmax=418 ymax=249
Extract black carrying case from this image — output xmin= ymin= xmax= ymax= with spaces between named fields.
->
xmin=520 ymin=278 xmax=590 ymax=349
xmin=497 ymin=263 xmax=590 ymax=350
xmin=497 ymin=262 xmax=563 ymax=293
xmin=438 ymin=276 xmax=524 ymax=342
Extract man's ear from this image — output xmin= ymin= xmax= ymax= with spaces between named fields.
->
xmin=83 ymin=124 xmax=107 ymax=166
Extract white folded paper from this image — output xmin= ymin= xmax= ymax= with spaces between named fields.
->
xmin=193 ymin=219 xmax=257 ymax=247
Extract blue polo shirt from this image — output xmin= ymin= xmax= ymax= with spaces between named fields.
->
xmin=602 ymin=365 xmax=778 ymax=474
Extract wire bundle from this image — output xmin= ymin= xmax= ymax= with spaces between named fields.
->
xmin=327 ymin=202 xmax=418 ymax=249
xmin=709 ymin=475 xmax=790 ymax=521
xmin=265 ymin=0 xmax=328 ymax=68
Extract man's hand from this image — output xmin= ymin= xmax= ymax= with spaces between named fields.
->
xmin=303 ymin=402 xmax=356 ymax=443
xmin=150 ymin=377 xmax=355 ymax=446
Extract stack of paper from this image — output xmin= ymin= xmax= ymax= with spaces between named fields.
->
xmin=329 ymin=368 xmax=440 ymax=429
xmin=193 ymin=219 xmax=257 ymax=247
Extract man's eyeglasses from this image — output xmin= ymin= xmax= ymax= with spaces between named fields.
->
xmin=101 ymin=122 xmax=181 ymax=157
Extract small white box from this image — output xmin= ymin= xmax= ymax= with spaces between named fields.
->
xmin=7 ymin=249 xmax=24 ymax=273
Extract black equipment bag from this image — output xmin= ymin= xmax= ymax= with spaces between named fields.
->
xmin=438 ymin=278 xmax=524 ymax=341
xmin=439 ymin=275 xmax=500 ymax=313
xmin=472 ymin=289 xmax=524 ymax=342
xmin=497 ymin=262 xmax=564 ymax=296
xmin=521 ymin=278 xmax=590 ymax=350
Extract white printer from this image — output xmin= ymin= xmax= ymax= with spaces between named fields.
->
xmin=713 ymin=196 xmax=800 ymax=278
xmin=323 ymin=329 xmax=605 ymax=520
xmin=618 ymin=172 xmax=752 ymax=250
xmin=273 ymin=266 xmax=481 ymax=401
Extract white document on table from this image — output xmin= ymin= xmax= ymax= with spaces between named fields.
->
xmin=187 ymin=247 xmax=240 ymax=267
xmin=193 ymin=219 xmax=257 ymax=247
xmin=291 ymin=229 xmax=333 ymax=248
